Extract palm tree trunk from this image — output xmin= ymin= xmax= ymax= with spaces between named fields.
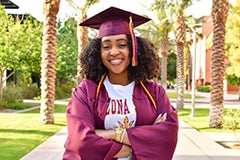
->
xmin=175 ymin=16 xmax=186 ymax=109
xmin=176 ymin=44 xmax=185 ymax=108
xmin=76 ymin=15 xmax=88 ymax=84
xmin=40 ymin=0 xmax=60 ymax=124
xmin=161 ymin=39 xmax=169 ymax=90
xmin=209 ymin=0 xmax=229 ymax=128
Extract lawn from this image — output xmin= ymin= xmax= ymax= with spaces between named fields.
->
xmin=166 ymin=91 xmax=238 ymax=132
xmin=178 ymin=106 xmax=240 ymax=132
xmin=0 ymin=104 xmax=67 ymax=160
xmin=167 ymin=91 xmax=205 ymax=99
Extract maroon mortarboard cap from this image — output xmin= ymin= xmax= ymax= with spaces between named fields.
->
xmin=80 ymin=6 xmax=150 ymax=66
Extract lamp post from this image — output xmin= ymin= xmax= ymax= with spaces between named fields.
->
xmin=188 ymin=24 xmax=201 ymax=117
xmin=188 ymin=64 xmax=191 ymax=94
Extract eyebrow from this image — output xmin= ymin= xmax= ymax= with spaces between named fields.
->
xmin=101 ymin=38 xmax=128 ymax=43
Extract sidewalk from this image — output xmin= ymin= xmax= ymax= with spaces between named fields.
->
xmin=20 ymin=119 xmax=240 ymax=160
xmin=20 ymin=91 xmax=240 ymax=160
xmin=173 ymin=120 xmax=240 ymax=160
xmin=169 ymin=89 xmax=240 ymax=107
xmin=20 ymin=127 xmax=66 ymax=160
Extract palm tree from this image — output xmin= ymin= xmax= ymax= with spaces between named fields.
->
xmin=172 ymin=0 xmax=192 ymax=109
xmin=139 ymin=1 xmax=173 ymax=87
xmin=151 ymin=0 xmax=173 ymax=90
xmin=209 ymin=0 xmax=229 ymax=128
xmin=67 ymin=0 xmax=100 ymax=84
xmin=40 ymin=0 xmax=60 ymax=124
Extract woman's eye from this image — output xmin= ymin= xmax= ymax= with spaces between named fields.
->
xmin=102 ymin=44 xmax=110 ymax=49
xmin=119 ymin=43 xmax=127 ymax=48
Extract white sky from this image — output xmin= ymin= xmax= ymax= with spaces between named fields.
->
xmin=6 ymin=0 xmax=212 ymax=22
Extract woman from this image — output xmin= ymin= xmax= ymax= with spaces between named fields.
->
xmin=63 ymin=6 xmax=178 ymax=160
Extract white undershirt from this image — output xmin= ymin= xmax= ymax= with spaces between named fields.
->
xmin=103 ymin=76 xmax=136 ymax=160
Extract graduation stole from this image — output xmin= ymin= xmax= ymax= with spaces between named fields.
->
xmin=95 ymin=73 xmax=157 ymax=110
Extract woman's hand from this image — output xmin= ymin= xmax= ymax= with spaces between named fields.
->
xmin=95 ymin=129 xmax=115 ymax=140
xmin=96 ymin=129 xmax=132 ymax=158
xmin=153 ymin=113 xmax=167 ymax=124
xmin=113 ymin=144 xmax=132 ymax=158
xmin=96 ymin=128 xmax=131 ymax=146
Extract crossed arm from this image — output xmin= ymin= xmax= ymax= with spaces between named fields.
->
xmin=95 ymin=113 xmax=167 ymax=158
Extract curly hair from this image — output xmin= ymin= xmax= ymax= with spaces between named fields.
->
xmin=80 ymin=35 xmax=160 ymax=82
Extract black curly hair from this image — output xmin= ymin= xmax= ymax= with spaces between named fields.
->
xmin=80 ymin=35 xmax=160 ymax=83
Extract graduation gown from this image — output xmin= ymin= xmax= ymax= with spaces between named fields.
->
xmin=63 ymin=79 xmax=178 ymax=160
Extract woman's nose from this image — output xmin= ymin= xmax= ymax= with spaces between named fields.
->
xmin=109 ymin=47 xmax=120 ymax=56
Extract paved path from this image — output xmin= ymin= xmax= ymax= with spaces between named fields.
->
xmin=173 ymin=120 xmax=240 ymax=160
xmin=169 ymin=89 xmax=239 ymax=107
xmin=20 ymin=127 xmax=66 ymax=160
xmin=20 ymin=119 xmax=240 ymax=160
xmin=20 ymin=91 xmax=240 ymax=160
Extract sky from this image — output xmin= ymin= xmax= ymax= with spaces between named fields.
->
xmin=5 ymin=0 xmax=212 ymax=22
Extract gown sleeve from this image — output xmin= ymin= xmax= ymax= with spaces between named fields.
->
xmin=127 ymin=82 xmax=179 ymax=160
xmin=63 ymin=80 xmax=122 ymax=160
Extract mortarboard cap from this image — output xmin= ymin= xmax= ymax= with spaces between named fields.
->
xmin=79 ymin=6 xmax=150 ymax=66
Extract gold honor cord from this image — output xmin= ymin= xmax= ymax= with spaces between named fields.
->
xmin=96 ymin=74 xmax=156 ymax=110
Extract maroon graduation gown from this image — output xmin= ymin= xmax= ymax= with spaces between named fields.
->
xmin=63 ymin=79 xmax=178 ymax=160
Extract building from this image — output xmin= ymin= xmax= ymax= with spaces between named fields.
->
xmin=0 ymin=0 xmax=18 ymax=9
xmin=188 ymin=15 xmax=238 ymax=93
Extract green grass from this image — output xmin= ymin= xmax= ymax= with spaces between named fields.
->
xmin=167 ymin=92 xmax=205 ymax=99
xmin=0 ymin=104 xmax=67 ymax=160
xmin=178 ymin=106 xmax=240 ymax=132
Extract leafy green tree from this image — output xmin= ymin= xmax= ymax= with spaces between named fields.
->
xmin=0 ymin=5 xmax=42 ymax=107
xmin=18 ymin=16 xmax=43 ymax=86
xmin=22 ymin=17 xmax=42 ymax=71
xmin=66 ymin=0 xmax=100 ymax=84
xmin=225 ymin=1 xmax=240 ymax=99
xmin=172 ymin=0 xmax=192 ymax=109
xmin=167 ymin=51 xmax=177 ymax=82
xmin=56 ymin=18 xmax=78 ymax=84
xmin=150 ymin=0 xmax=174 ymax=89
xmin=0 ymin=5 xmax=15 ymax=106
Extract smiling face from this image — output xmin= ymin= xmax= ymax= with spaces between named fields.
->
xmin=101 ymin=34 xmax=131 ymax=84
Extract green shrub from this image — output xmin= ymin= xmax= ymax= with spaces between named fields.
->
xmin=1 ymin=84 xmax=40 ymax=109
xmin=5 ymin=102 xmax=32 ymax=110
xmin=197 ymin=85 xmax=211 ymax=92
xmin=2 ymin=86 xmax=23 ymax=103
xmin=1 ymin=83 xmax=73 ymax=109
xmin=1 ymin=101 xmax=8 ymax=108
xmin=55 ymin=83 xmax=75 ymax=99
xmin=222 ymin=109 xmax=240 ymax=131
xmin=21 ymin=85 xmax=40 ymax=99
xmin=33 ymin=96 xmax=41 ymax=100
xmin=222 ymin=109 xmax=240 ymax=141
xmin=32 ymin=84 xmax=74 ymax=100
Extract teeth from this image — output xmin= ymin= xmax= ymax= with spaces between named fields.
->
xmin=111 ymin=59 xmax=121 ymax=64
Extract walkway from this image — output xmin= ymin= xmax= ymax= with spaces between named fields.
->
xmin=20 ymin=91 xmax=240 ymax=160
xmin=20 ymin=119 xmax=240 ymax=160
xmin=173 ymin=120 xmax=240 ymax=160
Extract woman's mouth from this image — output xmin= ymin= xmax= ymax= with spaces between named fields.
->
xmin=110 ymin=59 xmax=122 ymax=65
